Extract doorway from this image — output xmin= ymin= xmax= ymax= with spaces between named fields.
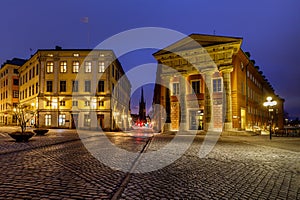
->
xmin=241 ymin=108 xmax=246 ymax=130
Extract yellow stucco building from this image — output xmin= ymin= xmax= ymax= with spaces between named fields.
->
xmin=0 ymin=58 xmax=26 ymax=125
xmin=18 ymin=47 xmax=131 ymax=130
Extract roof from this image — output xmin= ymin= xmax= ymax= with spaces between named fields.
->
xmin=1 ymin=58 xmax=27 ymax=68
xmin=153 ymin=33 xmax=243 ymax=56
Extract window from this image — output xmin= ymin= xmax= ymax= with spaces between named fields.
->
xmin=45 ymin=114 xmax=51 ymax=126
xmin=72 ymin=81 xmax=78 ymax=92
xmin=29 ymin=87 xmax=31 ymax=97
xmin=85 ymin=80 xmax=91 ymax=92
xmin=191 ymin=80 xmax=200 ymax=94
xmin=46 ymin=81 xmax=53 ymax=92
xmin=36 ymin=64 xmax=39 ymax=75
xmin=13 ymin=90 xmax=19 ymax=98
xmin=46 ymin=101 xmax=52 ymax=107
xmin=73 ymin=61 xmax=79 ymax=73
xmin=59 ymin=114 xmax=66 ymax=126
xmin=73 ymin=53 xmax=79 ymax=57
xmin=84 ymin=101 xmax=90 ymax=106
xmin=13 ymin=79 xmax=19 ymax=86
xmin=60 ymin=101 xmax=65 ymax=106
xmin=84 ymin=114 xmax=91 ymax=127
xmin=46 ymin=62 xmax=54 ymax=73
xmin=98 ymin=101 xmax=104 ymax=107
xmin=14 ymin=69 xmax=18 ymax=74
xmin=85 ymin=61 xmax=92 ymax=73
xmin=112 ymin=65 xmax=115 ymax=77
xmin=98 ymin=80 xmax=104 ymax=92
xmin=213 ymin=78 xmax=222 ymax=93
xmin=36 ymin=83 xmax=38 ymax=94
xmin=60 ymin=81 xmax=66 ymax=92
xmin=172 ymin=83 xmax=179 ymax=95
xmin=60 ymin=61 xmax=67 ymax=73
xmin=29 ymin=69 xmax=31 ymax=80
xmin=99 ymin=62 xmax=105 ymax=72
xmin=32 ymin=84 xmax=34 ymax=95
xmin=72 ymin=101 xmax=78 ymax=106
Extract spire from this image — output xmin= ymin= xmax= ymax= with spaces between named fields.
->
xmin=140 ymin=87 xmax=145 ymax=104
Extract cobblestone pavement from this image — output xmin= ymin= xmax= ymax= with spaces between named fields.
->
xmin=0 ymin=128 xmax=299 ymax=199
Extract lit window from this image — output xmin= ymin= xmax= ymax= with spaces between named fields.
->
xmin=45 ymin=114 xmax=51 ymax=126
xmin=13 ymin=90 xmax=19 ymax=98
xmin=60 ymin=81 xmax=66 ymax=92
xmin=59 ymin=114 xmax=66 ymax=126
xmin=73 ymin=61 xmax=79 ymax=73
xmin=99 ymin=62 xmax=105 ymax=72
xmin=73 ymin=53 xmax=79 ymax=57
xmin=46 ymin=62 xmax=53 ymax=73
xmin=172 ymin=83 xmax=179 ymax=95
xmin=84 ymin=114 xmax=91 ymax=127
xmin=85 ymin=61 xmax=92 ymax=73
xmin=72 ymin=81 xmax=78 ymax=92
xmin=60 ymin=61 xmax=67 ymax=73
xmin=98 ymin=80 xmax=104 ymax=92
xmin=213 ymin=78 xmax=222 ymax=93
xmin=191 ymin=80 xmax=200 ymax=94
xmin=85 ymin=80 xmax=91 ymax=92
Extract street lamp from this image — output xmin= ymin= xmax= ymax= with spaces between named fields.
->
xmin=263 ymin=96 xmax=277 ymax=140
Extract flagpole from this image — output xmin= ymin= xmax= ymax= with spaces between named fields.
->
xmin=81 ymin=17 xmax=90 ymax=48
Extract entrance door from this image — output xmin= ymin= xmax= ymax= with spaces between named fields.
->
xmin=189 ymin=110 xmax=204 ymax=130
xmin=97 ymin=114 xmax=104 ymax=129
xmin=71 ymin=114 xmax=78 ymax=129
xmin=241 ymin=108 xmax=246 ymax=130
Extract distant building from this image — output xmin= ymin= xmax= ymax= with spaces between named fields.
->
xmin=138 ymin=87 xmax=146 ymax=122
xmin=18 ymin=48 xmax=131 ymax=130
xmin=152 ymin=34 xmax=284 ymax=133
xmin=0 ymin=58 xmax=27 ymax=125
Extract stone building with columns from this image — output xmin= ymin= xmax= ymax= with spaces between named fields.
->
xmin=18 ymin=47 xmax=131 ymax=130
xmin=152 ymin=34 xmax=284 ymax=133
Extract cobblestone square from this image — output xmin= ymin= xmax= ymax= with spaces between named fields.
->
xmin=0 ymin=127 xmax=299 ymax=199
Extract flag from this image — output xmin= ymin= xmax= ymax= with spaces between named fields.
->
xmin=80 ymin=17 xmax=89 ymax=23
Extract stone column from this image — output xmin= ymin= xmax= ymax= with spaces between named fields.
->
xmin=220 ymin=66 xmax=233 ymax=130
xmin=179 ymin=75 xmax=187 ymax=131
xmin=160 ymin=75 xmax=171 ymax=132
xmin=203 ymin=69 xmax=215 ymax=131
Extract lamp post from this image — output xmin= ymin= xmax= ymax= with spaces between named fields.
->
xmin=263 ymin=96 xmax=277 ymax=140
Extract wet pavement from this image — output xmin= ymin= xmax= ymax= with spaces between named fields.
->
xmin=0 ymin=127 xmax=299 ymax=199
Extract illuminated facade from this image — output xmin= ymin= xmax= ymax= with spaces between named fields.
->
xmin=18 ymin=48 xmax=131 ymax=130
xmin=153 ymin=34 xmax=284 ymax=132
xmin=0 ymin=58 xmax=26 ymax=125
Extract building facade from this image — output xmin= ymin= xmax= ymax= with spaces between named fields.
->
xmin=0 ymin=58 xmax=27 ymax=125
xmin=152 ymin=34 xmax=284 ymax=133
xmin=18 ymin=48 xmax=131 ymax=130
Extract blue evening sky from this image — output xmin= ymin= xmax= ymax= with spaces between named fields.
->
xmin=0 ymin=0 xmax=299 ymax=117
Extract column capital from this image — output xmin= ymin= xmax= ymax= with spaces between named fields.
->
xmin=219 ymin=65 xmax=233 ymax=73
